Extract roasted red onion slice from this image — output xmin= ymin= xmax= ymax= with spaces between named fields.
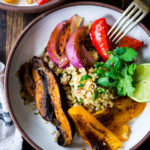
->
xmin=66 ymin=26 xmax=95 ymax=68
xmin=47 ymin=15 xmax=83 ymax=68
xmin=47 ymin=21 xmax=68 ymax=67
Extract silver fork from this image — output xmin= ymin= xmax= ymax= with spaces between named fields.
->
xmin=108 ymin=0 xmax=150 ymax=44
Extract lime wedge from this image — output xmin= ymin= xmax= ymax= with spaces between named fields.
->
xmin=130 ymin=63 xmax=150 ymax=102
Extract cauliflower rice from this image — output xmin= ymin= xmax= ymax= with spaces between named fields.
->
xmin=42 ymin=51 xmax=117 ymax=113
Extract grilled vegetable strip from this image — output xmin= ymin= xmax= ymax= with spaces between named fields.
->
xmin=96 ymin=97 xmax=146 ymax=131
xmin=32 ymin=57 xmax=74 ymax=146
xmin=19 ymin=62 xmax=35 ymax=99
xmin=68 ymin=106 xmax=122 ymax=150
xmin=90 ymin=18 xmax=111 ymax=61
xmin=32 ymin=57 xmax=55 ymax=122
xmin=113 ymin=124 xmax=130 ymax=141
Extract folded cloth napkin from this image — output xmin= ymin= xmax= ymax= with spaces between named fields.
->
xmin=0 ymin=62 xmax=23 ymax=150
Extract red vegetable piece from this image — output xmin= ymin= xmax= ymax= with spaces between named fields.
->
xmin=90 ymin=18 xmax=111 ymax=61
xmin=66 ymin=26 xmax=95 ymax=68
xmin=36 ymin=0 xmax=48 ymax=5
xmin=47 ymin=21 xmax=69 ymax=68
xmin=117 ymin=36 xmax=143 ymax=50
xmin=107 ymin=24 xmax=143 ymax=50
xmin=59 ymin=14 xmax=83 ymax=55
xmin=47 ymin=15 xmax=83 ymax=68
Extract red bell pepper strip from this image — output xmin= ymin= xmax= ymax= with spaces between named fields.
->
xmin=117 ymin=36 xmax=143 ymax=50
xmin=36 ymin=0 xmax=48 ymax=5
xmin=90 ymin=18 xmax=111 ymax=61
xmin=107 ymin=24 xmax=143 ymax=50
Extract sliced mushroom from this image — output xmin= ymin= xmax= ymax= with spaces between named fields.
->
xmin=32 ymin=57 xmax=75 ymax=146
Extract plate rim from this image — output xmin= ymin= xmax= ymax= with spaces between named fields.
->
xmin=4 ymin=1 xmax=150 ymax=150
xmin=0 ymin=0 xmax=66 ymax=13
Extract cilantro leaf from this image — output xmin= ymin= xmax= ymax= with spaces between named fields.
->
xmin=105 ymin=54 xmax=122 ymax=71
xmin=78 ymin=84 xmax=84 ymax=88
xmin=97 ymin=77 xmax=110 ymax=87
xmin=76 ymin=98 xmax=83 ymax=104
xmin=97 ymin=77 xmax=116 ymax=88
xmin=117 ymin=75 xmax=135 ymax=96
xmin=94 ymin=47 xmax=137 ymax=97
xmin=105 ymin=70 xmax=116 ymax=80
xmin=94 ymin=62 xmax=104 ymax=68
xmin=94 ymin=68 xmax=105 ymax=76
xmin=80 ymin=75 xmax=92 ymax=82
xmin=98 ymin=87 xmax=105 ymax=94
xmin=93 ymin=90 xmax=98 ymax=100
xmin=125 ymin=75 xmax=135 ymax=96
xmin=128 ymin=63 xmax=136 ymax=76
xmin=117 ymin=78 xmax=127 ymax=96
xmin=119 ymin=47 xmax=137 ymax=62
xmin=114 ymin=47 xmax=126 ymax=55
xmin=121 ymin=65 xmax=128 ymax=77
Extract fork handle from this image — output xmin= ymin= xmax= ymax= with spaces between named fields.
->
xmin=142 ymin=0 xmax=150 ymax=8
xmin=135 ymin=0 xmax=150 ymax=12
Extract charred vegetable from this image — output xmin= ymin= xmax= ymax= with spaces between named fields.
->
xmin=113 ymin=124 xmax=130 ymax=141
xmin=19 ymin=62 xmax=35 ymax=99
xmin=66 ymin=26 xmax=95 ymax=68
xmin=68 ymin=106 xmax=122 ymax=150
xmin=32 ymin=57 xmax=74 ymax=146
xmin=90 ymin=18 xmax=111 ymax=61
xmin=97 ymin=97 xmax=146 ymax=131
xmin=32 ymin=57 xmax=53 ymax=121
xmin=47 ymin=15 xmax=83 ymax=68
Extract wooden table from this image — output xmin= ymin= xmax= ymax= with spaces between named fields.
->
xmin=0 ymin=0 xmax=150 ymax=149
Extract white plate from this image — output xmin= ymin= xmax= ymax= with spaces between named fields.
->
xmin=5 ymin=2 xmax=150 ymax=150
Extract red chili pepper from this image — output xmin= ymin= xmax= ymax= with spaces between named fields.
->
xmin=90 ymin=18 xmax=111 ymax=61
xmin=36 ymin=0 xmax=48 ymax=5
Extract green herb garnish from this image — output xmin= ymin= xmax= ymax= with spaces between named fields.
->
xmin=94 ymin=47 xmax=137 ymax=97
xmin=93 ymin=91 xmax=98 ymax=100
xmin=128 ymin=63 xmax=136 ymax=76
xmin=98 ymin=87 xmax=105 ymax=94
xmin=78 ymin=83 xmax=84 ymax=88
xmin=119 ymin=47 xmax=137 ymax=62
xmin=59 ymin=73 xmax=64 ymax=77
xmin=76 ymin=98 xmax=83 ymax=104
xmin=80 ymin=74 xmax=92 ymax=82
xmin=94 ymin=62 xmax=104 ymax=68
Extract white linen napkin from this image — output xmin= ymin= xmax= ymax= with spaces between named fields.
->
xmin=0 ymin=62 xmax=23 ymax=150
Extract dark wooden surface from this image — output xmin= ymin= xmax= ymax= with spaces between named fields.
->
xmin=0 ymin=0 xmax=150 ymax=149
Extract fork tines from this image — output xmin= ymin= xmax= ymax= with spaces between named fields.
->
xmin=107 ymin=0 xmax=149 ymax=44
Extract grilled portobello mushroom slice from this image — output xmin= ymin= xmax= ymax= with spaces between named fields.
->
xmin=32 ymin=57 xmax=55 ymax=122
xmin=19 ymin=62 xmax=35 ymax=99
xmin=32 ymin=57 xmax=74 ymax=146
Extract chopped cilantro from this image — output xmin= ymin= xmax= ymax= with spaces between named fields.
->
xmin=97 ymin=77 xmax=109 ymax=87
xmin=117 ymin=75 xmax=135 ymax=96
xmin=80 ymin=74 xmax=92 ymax=82
xmin=114 ymin=47 xmax=126 ymax=55
xmin=94 ymin=47 xmax=137 ymax=97
xmin=78 ymin=84 xmax=84 ymax=88
xmin=94 ymin=68 xmax=105 ymax=76
xmin=59 ymin=73 xmax=63 ymax=77
xmin=119 ymin=47 xmax=137 ymax=62
xmin=76 ymin=98 xmax=83 ymax=104
xmin=128 ymin=63 xmax=136 ymax=76
xmin=98 ymin=87 xmax=105 ymax=94
xmin=93 ymin=91 xmax=98 ymax=100
xmin=94 ymin=62 xmax=104 ymax=68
